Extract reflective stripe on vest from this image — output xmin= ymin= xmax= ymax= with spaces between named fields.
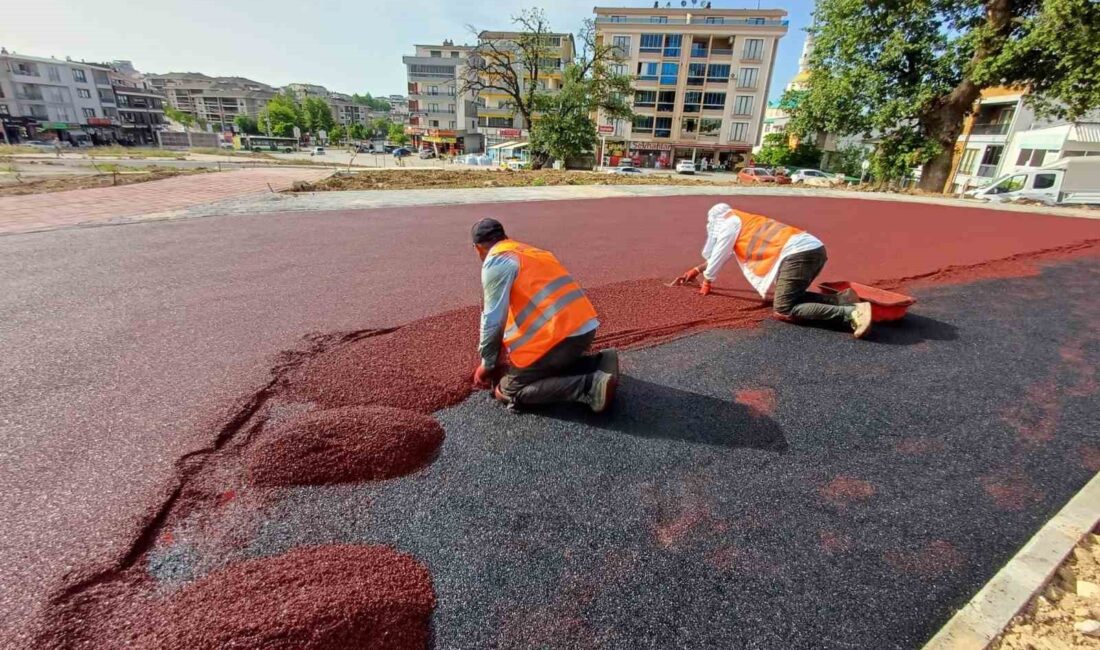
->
xmin=728 ymin=209 xmax=804 ymax=277
xmin=488 ymin=240 xmax=598 ymax=368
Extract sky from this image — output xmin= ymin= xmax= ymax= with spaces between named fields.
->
xmin=1 ymin=0 xmax=814 ymax=99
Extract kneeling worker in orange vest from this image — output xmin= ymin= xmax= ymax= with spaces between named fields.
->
xmin=471 ymin=218 xmax=619 ymax=412
xmin=675 ymin=203 xmax=874 ymax=338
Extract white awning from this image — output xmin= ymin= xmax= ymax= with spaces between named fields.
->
xmin=487 ymin=140 xmax=518 ymax=150
xmin=503 ymin=141 xmax=529 ymax=150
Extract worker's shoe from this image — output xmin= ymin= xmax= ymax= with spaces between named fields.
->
xmin=836 ymin=288 xmax=860 ymax=305
xmin=598 ymin=348 xmax=620 ymax=379
xmin=850 ymin=302 xmax=873 ymax=339
xmin=585 ymin=371 xmax=617 ymax=414
xmin=493 ymin=384 xmax=513 ymax=406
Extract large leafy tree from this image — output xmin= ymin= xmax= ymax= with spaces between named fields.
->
xmin=163 ymin=106 xmax=194 ymax=129
xmin=387 ymin=122 xmax=409 ymax=146
xmin=257 ymin=92 xmax=305 ymax=138
xmin=788 ymin=0 xmax=1100 ymax=192
xmin=462 ymin=9 xmax=632 ymax=167
xmin=753 ymin=131 xmax=823 ymax=168
xmin=233 ymin=115 xmax=259 ymax=135
xmin=302 ymin=97 xmax=336 ymax=134
xmin=352 ymin=93 xmax=392 ymax=112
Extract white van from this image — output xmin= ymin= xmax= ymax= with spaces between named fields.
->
xmin=967 ymin=157 xmax=1100 ymax=206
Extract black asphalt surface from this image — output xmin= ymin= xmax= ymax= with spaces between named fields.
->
xmin=151 ymin=259 xmax=1100 ymax=649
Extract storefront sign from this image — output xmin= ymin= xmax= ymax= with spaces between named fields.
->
xmin=86 ymin=117 xmax=113 ymax=126
xmin=630 ymin=141 xmax=673 ymax=151
xmin=499 ymin=128 xmax=522 ymax=138
xmin=424 ymin=135 xmax=458 ymax=144
xmin=427 ymin=129 xmax=457 ymax=138
xmin=38 ymin=121 xmax=80 ymax=130
xmin=405 ymin=127 xmax=424 ymax=135
xmin=598 ymin=125 xmax=615 ymax=134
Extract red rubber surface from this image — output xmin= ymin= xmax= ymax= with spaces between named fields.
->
xmin=3 ymin=195 xmax=1099 ymax=647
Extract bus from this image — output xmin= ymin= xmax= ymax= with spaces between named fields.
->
xmin=238 ymin=135 xmax=299 ymax=153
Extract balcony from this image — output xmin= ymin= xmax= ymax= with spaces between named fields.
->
xmin=711 ymin=48 xmax=733 ymax=57
xmin=690 ymin=48 xmax=709 ymax=58
xmin=970 ymin=122 xmax=1011 ymax=136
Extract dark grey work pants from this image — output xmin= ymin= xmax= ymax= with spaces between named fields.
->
xmin=498 ymin=330 xmax=599 ymax=407
xmin=772 ymin=246 xmax=852 ymax=324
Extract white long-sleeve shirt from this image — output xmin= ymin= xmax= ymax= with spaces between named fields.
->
xmin=701 ymin=204 xmax=823 ymax=297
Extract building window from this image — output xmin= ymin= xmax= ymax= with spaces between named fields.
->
xmin=449 ymin=120 xmax=457 ymax=129
xmin=13 ymin=62 xmax=38 ymax=76
xmin=733 ymin=95 xmax=753 ymax=115
xmin=687 ymin=63 xmax=706 ymax=86
xmin=640 ymin=34 xmax=663 ymax=52
xmin=747 ymin=17 xmax=766 ymax=25
xmin=638 ymin=62 xmax=659 ymax=81
xmin=650 ymin=15 xmax=668 ymax=23
xmin=657 ymin=91 xmax=677 ymax=112
xmin=479 ymin=116 xmax=514 ymax=128
xmin=610 ymin=63 xmax=626 ymax=76
xmin=700 ymin=118 xmax=722 ymax=136
xmin=428 ymin=103 xmax=439 ymax=112
xmin=978 ymin=145 xmax=1004 ymax=176
xmin=705 ymin=16 xmax=724 ymax=24
xmin=430 ymin=120 xmax=440 ymax=127
xmin=609 ymin=15 xmax=627 ymax=23
xmin=613 ymin=35 xmax=631 ymax=57
xmin=683 ymin=91 xmax=702 ymax=113
xmin=77 ymin=88 xmax=92 ymax=99
xmin=682 ymin=117 xmax=698 ymax=133
xmin=663 ymin=35 xmax=682 ymax=58
xmin=729 ymin=121 xmax=748 ymax=140
xmin=660 ymin=62 xmax=679 ymax=85
xmin=0 ymin=104 xmax=9 ymax=115
xmin=632 ymin=115 xmax=654 ymax=134
xmin=743 ymin=39 xmax=764 ymax=60
xmin=634 ymin=90 xmax=657 ymax=108
xmin=450 ymin=51 xmax=459 ymax=58
xmin=706 ymin=64 xmax=730 ymax=81
xmin=430 ymin=50 xmax=442 ymax=57
xmin=46 ymin=66 xmax=61 ymax=82
xmin=73 ymin=69 xmax=87 ymax=83
xmin=1015 ymin=148 xmax=1051 ymax=167
xmin=655 ymin=117 xmax=672 ymax=138
xmin=959 ymin=148 xmax=979 ymax=174
xmin=448 ymin=104 xmax=456 ymax=112
xmin=737 ymin=68 xmax=759 ymax=88
xmin=702 ymin=92 xmax=726 ymax=110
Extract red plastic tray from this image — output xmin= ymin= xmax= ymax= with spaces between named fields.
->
xmin=819 ymin=281 xmax=916 ymax=322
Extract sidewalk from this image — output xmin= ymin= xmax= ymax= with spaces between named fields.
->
xmin=0 ymin=167 xmax=331 ymax=236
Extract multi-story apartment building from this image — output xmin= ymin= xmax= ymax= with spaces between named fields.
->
xmin=474 ymin=30 xmax=575 ymax=150
xmin=593 ymin=5 xmax=789 ymax=169
xmin=402 ymin=41 xmax=481 ymax=153
xmin=0 ymin=49 xmax=120 ymax=144
xmin=108 ymin=60 xmax=166 ymax=145
xmin=285 ymin=83 xmax=371 ymax=129
xmin=148 ymin=73 xmax=275 ymax=131
xmin=387 ymin=94 xmax=409 ymax=121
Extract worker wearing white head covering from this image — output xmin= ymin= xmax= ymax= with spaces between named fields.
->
xmin=675 ymin=203 xmax=873 ymax=338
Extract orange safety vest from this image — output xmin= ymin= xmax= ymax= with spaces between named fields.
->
xmin=728 ymin=209 xmax=804 ymax=278
xmin=488 ymin=240 xmax=598 ymax=368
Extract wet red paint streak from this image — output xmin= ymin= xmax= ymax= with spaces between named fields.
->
xmin=1002 ymin=378 xmax=1062 ymax=445
xmin=979 ymin=472 xmax=1046 ymax=511
xmin=244 ymin=406 xmax=444 ymax=487
xmin=820 ymin=476 xmax=876 ymax=507
xmin=884 ymin=540 xmax=965 ymax=579
xmin=1079 ymin=445 xmax=1100 ymax=472
xmin=734 ymin=388 xmax=778 ymax=419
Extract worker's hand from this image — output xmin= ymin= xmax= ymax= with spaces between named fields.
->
xmin=699 ymin=280 xmax=712 ymax=296
xmin=472 ymin=363 xmax=493 ymax=389
xmin=674 ymin=265 xmax=703 ymax=286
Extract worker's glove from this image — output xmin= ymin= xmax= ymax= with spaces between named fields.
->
xmin=699 ymin=280 xmax=712 ymax=296
xmin=472 ymin=363 xmax=493 ymax=389
xmin=674 ymin=265 xmax=703 ymax=286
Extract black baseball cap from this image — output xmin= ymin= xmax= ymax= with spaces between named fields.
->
xmin=471 ymin=218 xmax=507 ymax=245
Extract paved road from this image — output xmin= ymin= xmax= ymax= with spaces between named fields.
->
xmin=1 ymin=195 xmax=1098 ymax=646
xmin=0 ymin=167 xmax=330 ymax=235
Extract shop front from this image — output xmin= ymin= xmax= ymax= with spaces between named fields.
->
xmin=628 ymin=141 xmax=751 ymax=171
xmin=1 ymin=115 xmax=37 ymax=144
xmin=627 ymin=141 xmax=674 ymax=169
xmin=423 ymin=129 xmax=460 ymax=155
xmin=37 ymin=122 xmax=88 ymax=146
xmin=85 ymin=117 xmax=119 ymax=146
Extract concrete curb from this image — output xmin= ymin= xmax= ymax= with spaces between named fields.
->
xmin=922 ymin=471 xmax=1100 ymax=649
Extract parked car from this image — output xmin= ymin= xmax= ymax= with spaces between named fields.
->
xmin=392 ymin=147 xmax=412 ymax=158
xmin=310 ymin=146 xmax=325 ymax=156
xmin=790 ymin=168 xmax=837 ymax=187
xmin=607 ymin=165 xmax=643 ymax=175
xmin=738 ymin=167 xmax=791 ymax=184
xmin=675 ymin=160 xmax=696 ymax=175
xmin=418 ymin=149 xmax=436 ymax=159
xmin=966 ymin=157 xmax=1100 ymax=206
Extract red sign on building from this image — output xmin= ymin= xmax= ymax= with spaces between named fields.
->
xmin=499 ymin=128 xmax=522 ymax=138
xmin=598 ymin=125 xmax=615 ymax=134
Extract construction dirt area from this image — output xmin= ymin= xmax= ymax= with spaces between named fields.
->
xmin=293 ymin=167 xmax=741 ymax=192
xmin=0 ymin=166 xmax=212 ymax=196
xmin=2 ymin=193 xmax=1098 ymax=649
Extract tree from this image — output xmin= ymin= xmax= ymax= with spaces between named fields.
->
xmin=163 ymin=106 xmax=194 ymax=129
xmin=257 ymin=92 xmax=305 ymax=138
xmin=302 ymin=97 xmax=335 ymax=135
xmin=348 ymin=123 xmax=367 ymax=141
xmin=462 ymin=9 xmax=632 ymax=166
xmin=788 ymin=0 xmax=1100 ymax=192
xmin=233 ymin=115 xmax=259 ymax=135
xmin=328 ymin=124 xmax=346 ymax=144
xmin=352 ymin=93 xmax=392 ymax=112
xmin=753 ymin=131 xmax=823 ymax=169
xmin=370 ymin=117 xmax=392 ymax=138
xmin=387 ymin=122 xmax=409 ymax=146
xmin=529 ymin=62 xmax=632 ymax=165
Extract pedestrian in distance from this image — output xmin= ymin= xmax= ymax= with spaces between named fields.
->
xmin=470 ymin=218 xmax=620 ymax=412
xmin=674 ymin=203 xmax=874 ymax=338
